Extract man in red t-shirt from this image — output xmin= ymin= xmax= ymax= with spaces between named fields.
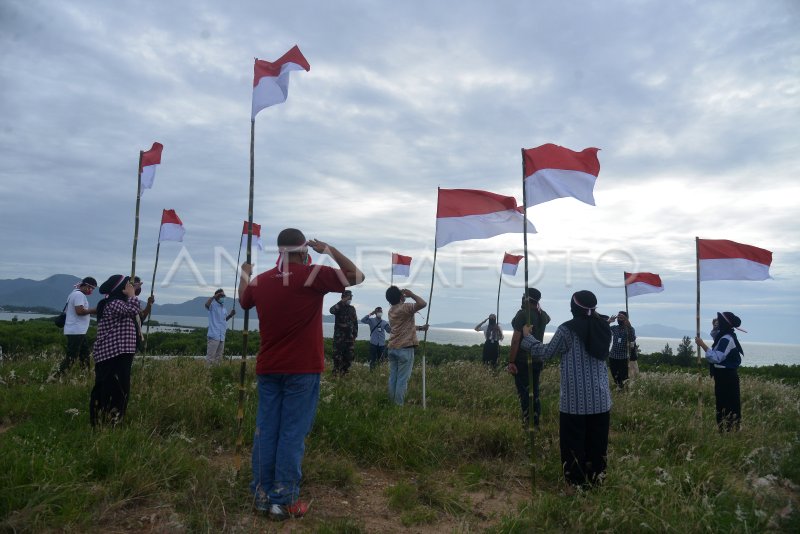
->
xmin=239 ymin=228 xmax=363 ymax=520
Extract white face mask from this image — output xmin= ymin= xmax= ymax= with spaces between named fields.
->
xmin=376 ymin=312 xmax=382 ymax=318
xmin=345 ymin=299 xmax=352 ymax=305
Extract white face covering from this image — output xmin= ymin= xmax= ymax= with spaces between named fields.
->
xmin=376 ymin=312 xmax=382 ymax=318
xmin=345 ymin=299 xmax=352 ymax=305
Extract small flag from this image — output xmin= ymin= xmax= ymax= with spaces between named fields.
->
xmin=624 ymin=271 xmax=664 ymax=297
xmin=241 ymin=221 xmax=263 ymax=251
xmin=501 ymin=253 xmax=524 ymax=276
xmin=251 ymin=45 xmax=311 ymax=119
xmin=698 ymin=239 xmax=773 ymax=281
xmin=436 ymin=189 xmax=536 ymax=248
xmin=140 ymin=142 xmax=164 ymax=192
xmin=159 ymin=209 xmax=185 ymax=242
xmin=523 ymin=143 xmax=600 ymax=206
xmin=392 ymin=253 xmax=412 ymax=277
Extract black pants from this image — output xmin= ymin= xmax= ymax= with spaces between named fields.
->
xmin=608 ymin=358 xmax=628 ymax=390
xmin=90 ymin=353 xmax=134 ymax=427
xmin=332 ymin=343 xmax=354 ymax=375
xmin=482 ymin=341 xmax=499 ymax=368
xmin=560 ymin=411 xmax=610 ymax=486
xmin=368 ymin=343 xmax=385 ymax=370
xmin=514 ymin=357 xmax=543 ymax=427
xmin=712 ymin=367 xmax=741 ymax=431
xmin=59 ymin=334 xmax=90 ymax=374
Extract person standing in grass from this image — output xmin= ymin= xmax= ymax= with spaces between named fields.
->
xmin=361 ymin=307 xmax=391 ymax=370
xmin=90 ymin=275 xmax=140 ymax=427
xmin=608 ymin=311 xmax=636 ymax=390
xmin=239 ymin=228 xmax=364 ymax=520
xmin=57 ymin=276 xmax=97 ymax=375
xmin=330 ymin=289 xmax=358 ymax=375
xmin=695 ymin=311 xmax=744 ymax=432
xmin=521 ymin=290 xmax=612 ymax=487
xmin=385 ymin=286 xmax=428 ymax=406
xmin=475 ymin=314 xmax=504 ymax=368
xmin=204 ymin=288 xmax=235 ymax=366
xmin=507 ymin=288 xmax=550 ymax=428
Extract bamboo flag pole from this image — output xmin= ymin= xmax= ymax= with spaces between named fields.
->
xmin=520 ymin=148 xmax=536 ymax=493
xmin=624 ymin=281 xmax=630 ymax=361
xmin=695 ymin=237 xmax=703 ymax=422
xmin=390 ymin=253 xmax=394 ymax=287
xmin=419 ymin=187 xmax=442 ymax=411
xmin=229 ymin=242 xmax=243 ymax=364
xmin=142 ymin=236 xmax=161 ymax=358
xmin=234 ymin=117 xmax=256 ymax=473
xmin=131 ymin=151 xmax=144 ymax=281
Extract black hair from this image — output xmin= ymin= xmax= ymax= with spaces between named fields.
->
xmin=385 ymin=286 xmax=402 ymax=305
xmin=277 ymin=228 xmax=306 ymax=247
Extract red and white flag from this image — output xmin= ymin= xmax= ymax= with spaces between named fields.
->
xmin=698 ymin=239 xmax=772 ymax=281
xmin=140 ymin=142 xmax=164 ymax=192
xmin=522 ymin=143 xmax=600 ymax=207
xmin=501 ymin=253 xmax=523 ymax=276
xmin=251 ymin=45 xmax=311 ymax=119
xmin=436 ymin=189 xmax=536 ymax=248
xmin=624 ymin=271 xmax=664 ymax=297
xmin=240 ymin=221 xmax=263 ymax=251
xmin=392 ymin=253 xmax=412 ymax=277
xmin=159 ymin=209 xmax=185 ymax=242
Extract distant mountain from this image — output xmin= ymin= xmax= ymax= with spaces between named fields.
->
xmin=635 ymin=324 xmax=694 ymax=338
xmin=0 ymin=274 xmax=101 ymax=310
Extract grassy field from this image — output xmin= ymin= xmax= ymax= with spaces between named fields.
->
xmin=1 ymin=323 xmax=799 ymax=532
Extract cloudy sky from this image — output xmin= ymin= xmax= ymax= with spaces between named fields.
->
xmin=1 ymin=0 xmax=798 ymax=343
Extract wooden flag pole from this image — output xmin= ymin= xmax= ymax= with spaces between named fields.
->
xmin=234 ymin=118 xmax=256 ymax=473
xmin=229 ymin=242 xmax=243 ymax=364
xmin=131 ymin=151 xmax=144 ymax=281
xmin=624 ymin=281 xmax=630 ymax=360
xmin=695 ymin=237 xmax=703 ymax=422
xmin=520 ymin=148 xmax=536 ymax=493
xmin=390 ymin=253 xmax=394 ymax=287
xmin=142 ymin=235 xmax=161 ymax=360
xmin=419 ymin=187 xmax=442 ymax=411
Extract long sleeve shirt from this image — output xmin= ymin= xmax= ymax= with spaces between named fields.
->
xmin=93 ymin=297 xmax=141 ymax=363
xmin=609 ymin=324 xmax=636 ymax=360
xmin=521 ymin=324 xmax=612 ymax=415
xmin=361 ymin=315 xmax=391 ymax=345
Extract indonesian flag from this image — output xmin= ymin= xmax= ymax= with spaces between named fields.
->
xmin=501 ymin=253 xmax=523 ymax=276
xmin=251 ymin=45 xmax=311 ymax=119
xmin=624 ymin=271 xmax=664 ymax=297
xmin=140 ymin=142 xmax=163 ymax=192
xmin=159 ymin=209 xmax=185 ymax=242
xmin=435 ymin=189 xmax=536 ymax=248
xmin=522 ymin=143 xmax=600 ymax=207
xmin=241 ymin=221 xmax=263 ymax=250
xmin=698 ymin=239 xmax=773 ymax=281
xmin=392 ymin=253 xmax=412 ymax=277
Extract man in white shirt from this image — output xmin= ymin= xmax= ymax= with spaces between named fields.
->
xmin=58 ymin=276 xmax=97 ymax=374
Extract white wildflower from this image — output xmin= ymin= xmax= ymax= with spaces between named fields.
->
xmin=65 ymin=408 xmax=80 ymax=418
xmin=735 ymin=504 xmax=746 ymax=522
xmin=685 ymin=447 xmax=695 ymax=462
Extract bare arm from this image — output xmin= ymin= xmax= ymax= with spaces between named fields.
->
xmin=308 ymin=239 xmax=364 ymax=286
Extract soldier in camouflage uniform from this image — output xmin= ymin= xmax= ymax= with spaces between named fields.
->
xmin=330 ymin=290 xmax=358 ymax=375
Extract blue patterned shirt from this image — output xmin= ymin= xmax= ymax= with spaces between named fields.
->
xmin=521 ymin=324 xmax=612 ymax=415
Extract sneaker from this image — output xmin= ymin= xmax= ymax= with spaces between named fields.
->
xmin=269 ymin=500 xmax=309 ymax=521
xmin=253 ymin=500 xmax=269 ymax=514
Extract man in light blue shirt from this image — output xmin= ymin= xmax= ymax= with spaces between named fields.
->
xmin=361 ymin=307 xmax=391 ymax=370
xmin=205 ymin=288 xmax=235 ymax=365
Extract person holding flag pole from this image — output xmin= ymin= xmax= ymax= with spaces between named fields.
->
xmin=694 ymin=237 xmax=772 ymax=429
xmin=231 ymin=221 xmax=263 ymax=335
xmin=518 ymin=143 xmax=601 ymax=492
xmin=234 ymin=46 xmax=312 ymax=521
xmin=623 ymin=271 xmax=664 ymax=379
xmin=141 ymin=209 xmax=185 ymax=359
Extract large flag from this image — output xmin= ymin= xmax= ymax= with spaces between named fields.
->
xmin=435 ymin=189 xmax=536 ymax=248
xmin=624 ymin=271 xmax=664 ymax=297
xmin=159 ymin=209 xmax=185 ymax=242
xmin=251 ymin=45 xmax=311 ymax=119
xmin=522 ymin=143 xmax=600 ymax=207
xmin=501 ymin=253 xmax=523 ymax=276
xmin=698 ymin=239 xmax=772 ymax=281
xmin=140 ymin=142 xmax=164 ymax=191
xmin=241 ymin=221 xmax=263 ymax=251
xmin=392 ymin=253 xmax=412 ymax=277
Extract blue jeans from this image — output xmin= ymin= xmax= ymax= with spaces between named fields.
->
xmin=251 ymin=373 xmax=320 ymax=506
xmin=388 ymin=347 xmax=414 ymax=405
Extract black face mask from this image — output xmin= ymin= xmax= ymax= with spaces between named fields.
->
xmin=135 ymin=287 xmax=142 ymax=296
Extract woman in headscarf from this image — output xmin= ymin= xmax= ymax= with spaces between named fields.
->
xmin=695 ymin=312 xmax=744 ymax=432
xmin=90 ymin=275 xmax=140 ymax=427
xmin=474 ymin=313 xmax=504 ymax=368
xmin=520 ymin=290 xmax=612 ymax=487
